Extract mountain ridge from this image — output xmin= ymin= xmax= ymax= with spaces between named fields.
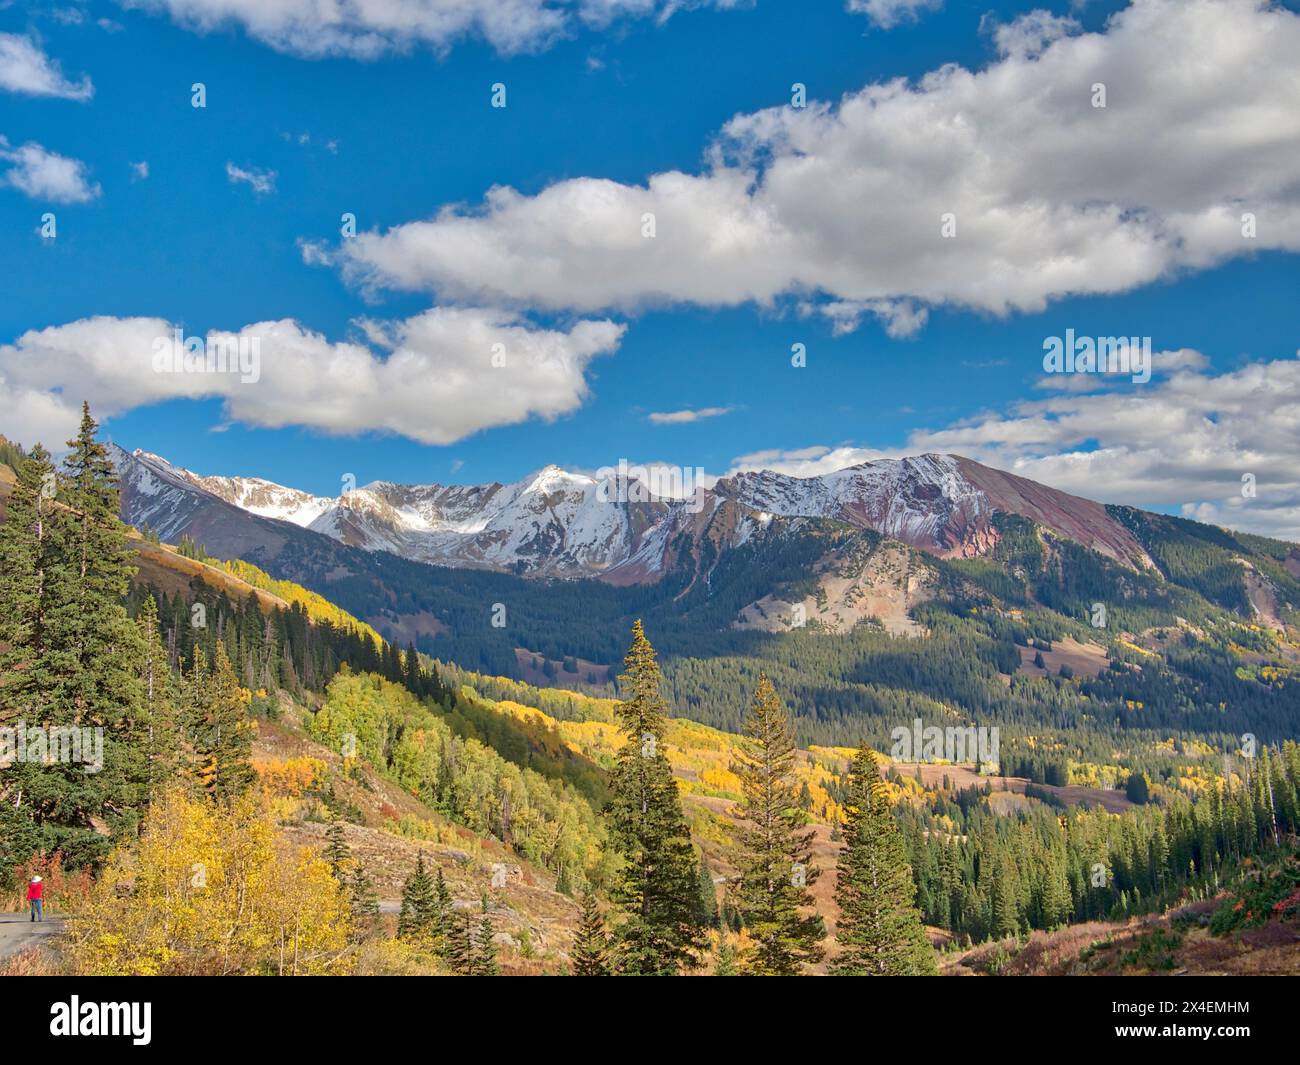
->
xmin=108 ymin=445 xmax=1165 ymax=581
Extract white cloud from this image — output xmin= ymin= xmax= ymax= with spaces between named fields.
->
xmin=129 ymin=161 xmax=149 ymax=181
xmin=847 ymin=0 xmax=942 ymax=30
xmin=225 ymin=161 xmax=276 ymax=195
xmin=324 ymin=0 xmax=1300 ymax=336
xmin=0 ymin=33 xmax=94 ymax=100
xmin=120 ymin=0 xmax=741 ymax=59
xmin=0 ymin=310 xmax=625 ymax=448
xmin=732 ymin=348 xmax=1300 ymax=541
xmin=647 ymin=406 xmax=732 ymax=424
xmin=729 ymin=444 xmax=895 ymax=480
xmin=986 ymin=9 xmax=1080 ymax=59
xmin=0 ymin=137 xmax=100 ymax=203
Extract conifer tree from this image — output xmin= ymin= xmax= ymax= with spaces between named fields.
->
xmin=0 ymin=446 xmax=57 ymax=865
xmin=190 ymin=643 xmax=255 ymax=802
xmin=432 ymin=867 xmax=453 ymax=945
xmin=324 ymin=819 xmax=351 ymax=881
xmin=831 ymin=744 xmax=936 ymax=975
xmin=695 ymin=853 xmax=718 ymax=928
xmin=0 ymin=444 xmax=57 ymax=706
xmin=605 ymin=621 xmax=704 ymax=975
xmin=0 ymin=409 xmax=149 ymax=863
xmin=398 ymin=853 xmax=439 ymax=940
xmin=712 ymin=931 xmax=738 ymax=976
xmin=349 ymin=864 xmax=381 ymax=923
xmin=446 ymin=910 xmax=474 ymax=974
xmin=733 ymin=673 xmax=825 ymax=975
xmin=572 ymin=890 xmax=611 ymax=976
xmin=136 ymin=594 xmax=180 ymax=789
xmin=473 ymin=915 xmax=500 ymax=976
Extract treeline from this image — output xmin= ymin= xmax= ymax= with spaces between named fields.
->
xmin=898 ymin=742 xmax=1300 ymax=943
xmin=124 ymin=580 xmax=449 ymax=707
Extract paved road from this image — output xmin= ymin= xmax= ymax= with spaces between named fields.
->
xmin=0 ymin=911 xmax=65 ymax=961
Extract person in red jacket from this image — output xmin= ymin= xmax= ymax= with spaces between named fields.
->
xmin=26 ymin=876 xmax=42 ymax=922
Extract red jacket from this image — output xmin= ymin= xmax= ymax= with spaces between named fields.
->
xmin=26 ymin=882 xmax=42 ymax=901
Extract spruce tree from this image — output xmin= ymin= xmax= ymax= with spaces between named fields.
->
xmin=572 ymin=889 xmax=611 ymax=976
xmin=136 ymin=595 xmax=180 ymax=789
xmin=324 ymin=818 xmax=351 ymax=881
xmin=398 ymin=853 xmax=439 ymax=940
xmin=0 ymin=446 xmax=56 ymax=865
xmin=432 ymin=867 xmax=453 ymax=946
xmin=712 ymin=931 xmax=738 ymax=976
xmin=831 ymin=744 xmax=936 ymax=975
xmin=733 ymin=673 xmax=825 ymax=975
xmin=473 ymin=915 xmax=500 ymax=976
xmin=605 ymin=621 xmax=704 ymax=975
xmin=0 ymin=445 xmax=56 ymax=706
xmin=446 ymin=910 xmax=474 ymax=974
xmin=191 ymin=642 xmax=255 ymax=803
xmin=695 ymin=853 xmax=718 ymax=928
xmin=349 ymin=864 xmax=381 ymax=922
xmin=1 ymin=408 xmax=149 ymax=864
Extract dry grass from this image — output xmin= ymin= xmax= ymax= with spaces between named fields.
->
xmin=0 ymin=946 xmax=65 ymax=977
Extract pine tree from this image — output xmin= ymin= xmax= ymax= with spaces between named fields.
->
xmin=605 ymin=621 xmax=705 ymax=975
xmin=695 ymin=853 xmax=719 ymax=928
xmin=712 ymin=931 xmax=738 ymax=976
xmin=190 ymin=643 xmax=254 ymax=803
xmin=324 ymin=819 xmax=351 ymax=881
xmin=473 ymin=915 xmax=500 ymax=976
xmin=136 ymin=595 xmax=180 ymax=788
xmin=733 ymin=673 xmax=825 ymax=975
xmin=446 ymin=910 xmax=474 ymax=974
xmin=831 ymin=744 xmax=936 ymax=975
xmin=0 ymin=446 xmax=57 ymax=868
xmin=398 ymin=853 xmax=439 ymax=940
xmin=572 ymin=890 xmax=611 ymax=976
xmin=0 ymin=408 xmax=149 ymax=865
xmin=432 ymin=867 xmax=453 ymax=945
xmin=0 ymin=445 xmax=56 ymax=706
xmin=349 ymin=864 xmax=381 ymax=922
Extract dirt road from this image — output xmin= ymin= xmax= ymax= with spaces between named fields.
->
xmin=0 ymin=911 xmax=65 ymax=961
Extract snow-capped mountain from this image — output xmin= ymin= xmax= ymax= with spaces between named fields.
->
xmin=714 ymin=453 xmax=1150 ymax=568
xmin=108 ymin=446 xmax=1152 ymax=581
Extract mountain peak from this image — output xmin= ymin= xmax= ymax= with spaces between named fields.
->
xmin=108 ymin=443 xmax=1155 ymax=579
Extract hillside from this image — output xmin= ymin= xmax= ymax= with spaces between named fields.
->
xmin=95 ymin=443 xmax=1300 ymax=754
xmin=248 ymin=689 xmax=588 ymax=974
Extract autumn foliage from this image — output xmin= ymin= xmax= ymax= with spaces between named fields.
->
xmin=65 ymin=789 xmax=352 ymax=975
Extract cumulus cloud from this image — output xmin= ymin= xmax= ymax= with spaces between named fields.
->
xmin=0 ymin=137 xmax=100 ymax=202
xmin=730 ymin=348 xmax=1300 ymax=541
xmin=847 ymin=0 xmax=942 ymax=30
xmin=0 ymin=310 xmax=625 ymax=447
xmin=0 ymin=33 xmax=94 ymax=100
xmin=321 ymin=0 xmax=1300 ymax=336
xmin=119 ymin=0 xmax=741 ymax=58
xmin=647 ymin=406 xmax=732 ymax=424
xmin=225 ymin=161 xmax=276 ymax=195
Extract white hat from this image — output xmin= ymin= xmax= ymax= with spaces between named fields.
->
xmin=31 ymin=875 xmax=41 ymax=883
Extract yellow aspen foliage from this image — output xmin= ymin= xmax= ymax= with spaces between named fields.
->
xmin=66 ymin=789 xmax=352 ymax=975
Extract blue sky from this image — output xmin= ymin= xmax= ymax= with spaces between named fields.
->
xmin=2 ymin=0 xmax=1298 ymax=538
